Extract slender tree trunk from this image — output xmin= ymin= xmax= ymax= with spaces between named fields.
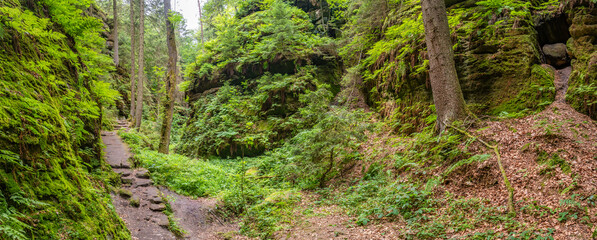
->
xmin=134 ymin=0 xmax=145 ymax=130
xmin=319 ymin=148 xmax=334 ymax=188
xmin=158 ymin=0 xmax=178 ymax=154
xmin=112 ymin=0 xmax=119 ymax=66
xmin=129 ymin=0 xmax=136 ymax=120
xmin=197 ymin=0 xmax=204 ymax=45
xmin=421 ymin=0 xmax=467 ymax=132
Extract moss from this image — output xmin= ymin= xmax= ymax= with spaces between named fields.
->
xmin=491 ymin=64 xmax=555 ymax=115
xmin=566 ymin=7 xmax=597 ymax=120
xmin=0 ymin=1 xmax=129 ymax=239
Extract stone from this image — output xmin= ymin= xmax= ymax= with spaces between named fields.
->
xmin=108 ymin=162 xmax=121 ymax=169
xmin=135 ymin=169 xmax=150 ymax=179
xmin=570 ymin=23 xmax=597 ymax=39
xmin=134 ymin=179 xmax=153 ymax=188
xmin=118 ymin=189 xmax=133 ymax=199
xmin=543 ymin=43 xmax=569 ymax=68
xmin=120 ymin=160 xmax=132 ymax=169
xmin=144 ymin=188 xmax=160 ymax=199
xmin=129 ymin=196 xmax=140 ymax=207
xmin=152 ymin=215 xmax=169 ymax=227
xmin=114 ymin=169 xmax=132 ymax=177
xmin=121 ymin=176 xmax=134 ymax=185
xmin=149 ymin=197 xmax=163 ymax=204
xmin=149 ymin=203 xmax=166 ymax=212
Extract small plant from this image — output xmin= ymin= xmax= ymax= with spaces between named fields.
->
xmin=162 ymin=195 xmax=185 ymax=237
xmin=129 ymin=198 xmax=140 ymax=208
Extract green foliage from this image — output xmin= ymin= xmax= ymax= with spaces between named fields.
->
xmin=120 ymin=129 xmax=301 ymax=237
xmin=181 ymin=0 xmax=339 ymax=158
xmin=0 ymin=1 xmax=128 ymax=238
xmin=536 ymin=151 xmax=571 ymax=175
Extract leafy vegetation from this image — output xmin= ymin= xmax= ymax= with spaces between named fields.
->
xmin=0 ymin=0 xmax=128 ymax=238
xmin=3 ymin=0 xmax=597 ymax=238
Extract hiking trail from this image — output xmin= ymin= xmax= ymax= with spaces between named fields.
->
xmin=102 ymin=121 xmax=241 ymax=240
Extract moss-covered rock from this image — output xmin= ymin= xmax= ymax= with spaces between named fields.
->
xmin=0 ymin=0 xmax=129 ymax=238
xmin=566 ymin=6 xmax=597 ymax=120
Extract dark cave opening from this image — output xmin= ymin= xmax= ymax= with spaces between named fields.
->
xmin=535 ymin=14 xmax=572 ymax=68
xmin=536 ymin=14 xmax=571 ymax=45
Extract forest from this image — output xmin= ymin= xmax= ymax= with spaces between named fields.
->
xmin=1 ymin=0 xmax=597 ymax=239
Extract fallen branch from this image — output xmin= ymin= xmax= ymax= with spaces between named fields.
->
xmin=449 ymin=125 xmax=515 ymax=215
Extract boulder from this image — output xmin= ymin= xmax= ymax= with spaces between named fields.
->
xmin=543 ymin=43 xmax=569 ymax=68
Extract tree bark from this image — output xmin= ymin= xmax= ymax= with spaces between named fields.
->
xmin=134 ymin=0 xmax=145 ymax=130
xmin=129 ymin=0 xmax=136 ymax=120
xmin=197 ymin=0 xmax=204 ymax=45
xmin=421 ymin=0 xmax=467 ymax=132
xmin=158 ymin=0 xmax=179 ymax=154
xmin=112 ymin=0 xmax=120 ymax=66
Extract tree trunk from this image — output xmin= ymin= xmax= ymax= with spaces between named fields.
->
xmin=421 ymin=0 xmax=467 ymax=132
xmin=158 ymin=0 xmax=179 ymax=154
xmin=319 ymin=148 xmax=334 ymax=188
xmin=112 ymin=0 xmax=119 ymax=66
xmin=134 ymin=0 xmax=144 ymax=130
xmin=129 ymin=0 xmax=136 ymax=120
xmin=197 ymin=0 xmax=204 ymax=45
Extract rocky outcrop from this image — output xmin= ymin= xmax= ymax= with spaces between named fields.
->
xmin=566 ymin=6 xmax=597 ymax=119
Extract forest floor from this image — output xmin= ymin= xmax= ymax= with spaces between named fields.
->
xmin=103 ymin=122 xmax=244 ymax=240
xmin=105 ymin=66 xmax=596 ymax=239
xmin=271 ymin=66 xmax=597 ymax=239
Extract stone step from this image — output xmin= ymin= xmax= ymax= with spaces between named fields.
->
xmin=149 ymin=203 xmax=166 ymax=212
xmin=135 ymin=169 xmax=150 ymax=179
xmin=149 ymin=196 xmax=163 ymax=204
xmin=134 ymin=179 xmax=153 ymax=188
xmin=114 ymin=169 xmax=132 ymax=177
xmin=121 ymin=176 xmax=134 ymax=185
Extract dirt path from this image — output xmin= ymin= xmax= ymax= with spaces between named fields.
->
xmin=554 ymin=66 xmax=572 ymax=102
xmin=102 ymin=121 xmax=241 ymax=240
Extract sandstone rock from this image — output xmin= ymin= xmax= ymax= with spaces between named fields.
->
xmin=134 ymin=179 xmax=153 ymax=188
xmin=543 ymin=43 xmax=569 ymax=67
xmin=149 ymin=203 xmax=166 ymax=212
xmin=152 ymin=215 xmax=169 ymax=227
xmin=114 ymin=169 xmax=132 ymax=177
xmin=121 ymin=176 xmax=134 ymax=185
xmin=129 ymin=196 xmax=140 ymax=208
xmin=118 ymin=189 xmax=133 ymax=198
xmin=135 ymin=169 xmax=150 ymax=179
xmin=149 ymin=197 xmax=163 ymax=204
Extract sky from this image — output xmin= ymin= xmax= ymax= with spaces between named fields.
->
xmin=172 ymin=0 xmax=203 ymax=30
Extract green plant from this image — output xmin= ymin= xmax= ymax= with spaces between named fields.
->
xmin=162 ymin=195 xmax=185 ymax=237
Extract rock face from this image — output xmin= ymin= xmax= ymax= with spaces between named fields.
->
xmin=566 ymin=6 xmax=597 ymax=120
xmin=543 ymin=43 xmax=569 ymax=68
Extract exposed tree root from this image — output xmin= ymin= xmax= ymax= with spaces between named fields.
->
xmin=449 ymin=125 xmax=516 ymax=215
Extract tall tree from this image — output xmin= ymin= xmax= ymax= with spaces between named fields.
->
xmin=135 ymin=0 xmax=145 ymax=129
xmin=112 ymin=0 xmax=120 ymax=66
xmin=197 ymin=0 xmax=204 ymax=45
xmin=158 ymin=0 xmax=178 ymax=153
xmin=129 ymin=0 xmax=136 ymax=119
xmin=420 ymin=0 xmax=467 ymax=131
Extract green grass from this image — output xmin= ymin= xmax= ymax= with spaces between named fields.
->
xmin=119 ymin=130 xmax=300 ymax=238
